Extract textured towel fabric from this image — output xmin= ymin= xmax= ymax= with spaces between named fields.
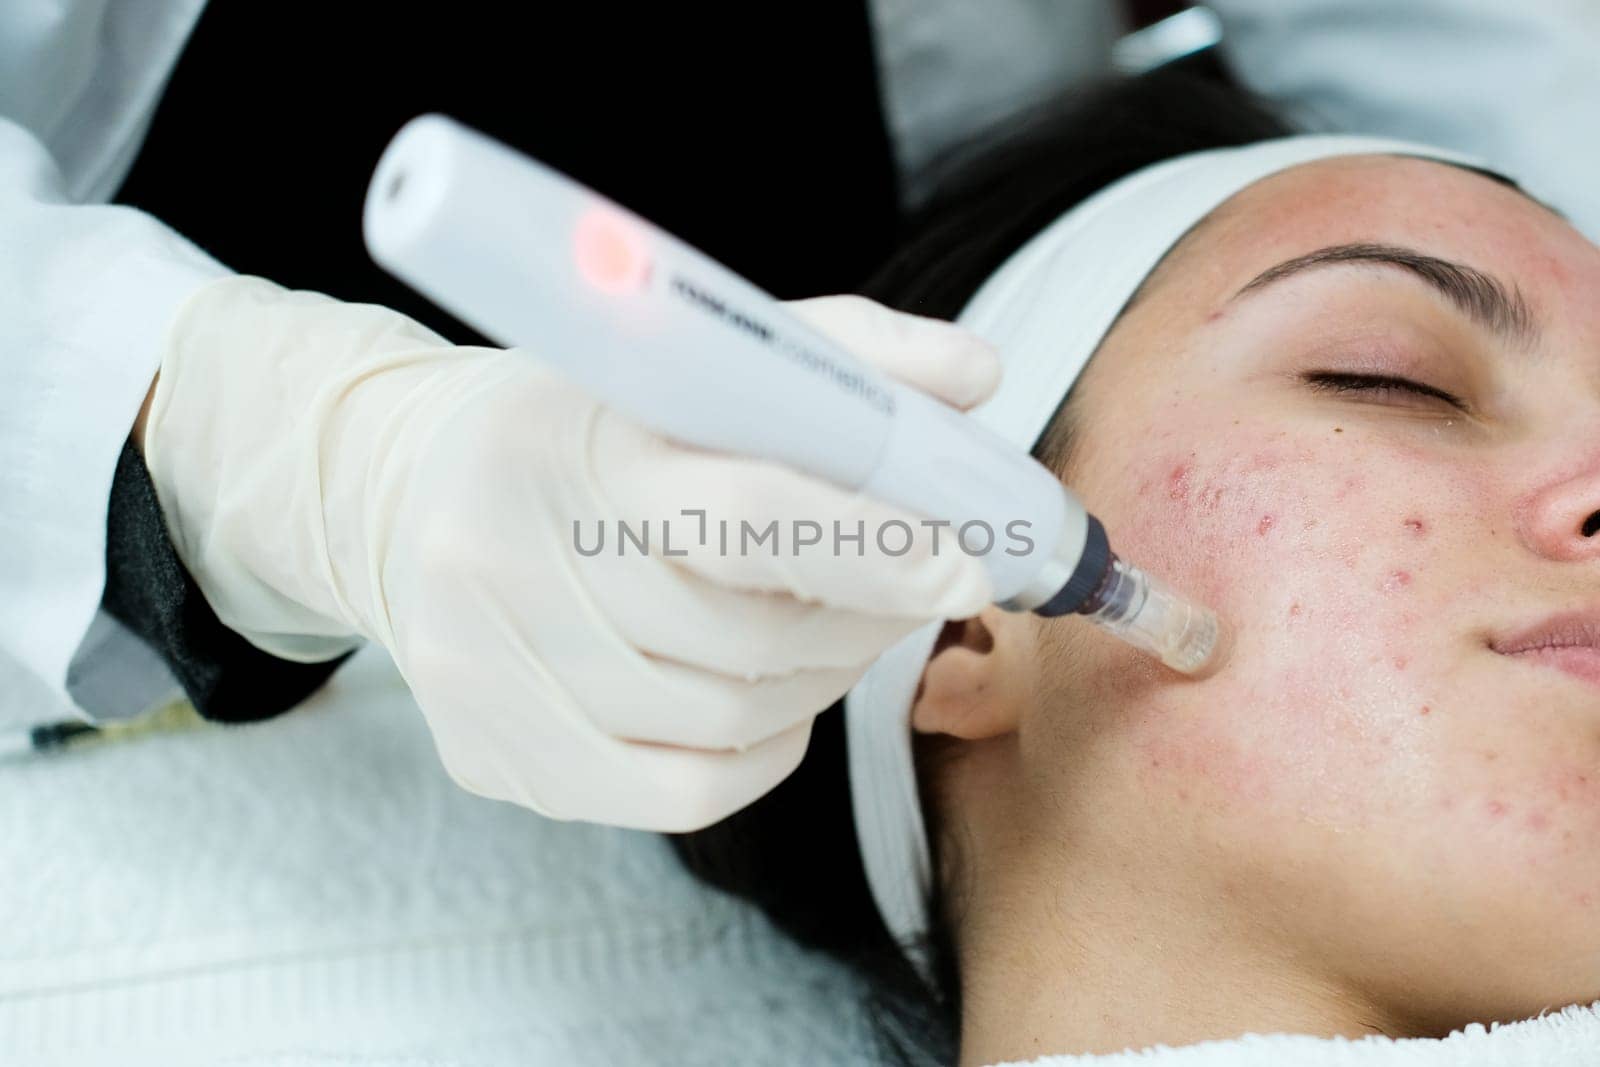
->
xmin=0 ymin=646 xmax=878 ymax=1067
xmin=999 ymin=1002 xmax=1600 ymax=1067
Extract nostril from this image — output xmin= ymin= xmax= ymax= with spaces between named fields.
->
xmin=1585 ymin=512 xmax=1600 ymax=538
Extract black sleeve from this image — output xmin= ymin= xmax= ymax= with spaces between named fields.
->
xmin=100 ymin=440 xmax=352 ymax=723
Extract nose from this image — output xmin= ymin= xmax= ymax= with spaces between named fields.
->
xmin=1516 ymin=454 xmax=1600 ymax=562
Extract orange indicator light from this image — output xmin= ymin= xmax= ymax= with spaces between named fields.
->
xmin=574 ymin=210 xmax=650 ymax=293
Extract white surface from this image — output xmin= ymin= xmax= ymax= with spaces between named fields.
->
xmin=867 ymin=0 xmax=1125 ymax=206
xmin=0 ymin=0 xmax=225 ymax=729
xmin=0 ymin=113 xmax=229 ymax=729
xmin=0 ymin=646 xmax=877 ymax=1066
xmin=1005 ymin=1002 xmax=1600 ymax=1066
xmin=1211 ymin=0 xmax=1600 ymax=243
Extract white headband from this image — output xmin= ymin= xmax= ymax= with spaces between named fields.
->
xmin=843 ymin=133 xmax=1489 ymax=982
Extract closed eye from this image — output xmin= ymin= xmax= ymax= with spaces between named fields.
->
xmin=1303 ymin=371 xmax=1467 ymax=412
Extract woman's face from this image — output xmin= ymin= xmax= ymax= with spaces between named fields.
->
xmin=974 ymin=156 xmax=1600 ymax=1029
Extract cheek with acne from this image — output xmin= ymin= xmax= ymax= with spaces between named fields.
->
xmin=1109 ymin=433 xmax=1460 ymax=818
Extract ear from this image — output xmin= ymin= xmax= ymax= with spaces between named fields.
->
xmin=910 ymin=607 xmax=1032 ymax=741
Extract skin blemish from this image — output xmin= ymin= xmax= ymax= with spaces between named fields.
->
xmin=1418 ymin=704 xmax=1431 ymax=716
xmin=1167 ymin=463 xmax=1193 ymax=502
xmin=1392 ymin=655 xmax=1409 ymax=670
xmin=1549 ymin=770 xmax=1593 ymax=803
xmin=1333 ymin=427 xmax=1344 ymax=434
xmin=1403 ymin=517 xmax=1428 ymax=537
xmin=1526 ymin=811 xmax=1552 ymax=833
xmin=1256 ymin=514 xmax=1277 ymax=536
xmin=1382 ymin=570 xmax=1413 ymax=594
xmin=1288 ymin=601 xmax=1303 ymax=618
xmin=1241 ymin=451 xmax=1286 ymax=475
xmin=1487 ymin=800 xmax=1510 ymax=818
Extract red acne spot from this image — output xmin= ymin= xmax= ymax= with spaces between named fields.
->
xmin=1204 ymin=308 xmax=1227 ymax=325
xmin=1382 ymin=570 xmax=1413 ymax=594
xmin=1167 ymin=464 xmax=1193 ymax=502
xmin=1579 ymin=892 xmax=1595 ymax=908
xmin=1418 ymin=704 xmax=1430 ymax=716
xmin=1288 ymin=602 xmax=1303 ymax=617
xmin=1393 ymin=655 xmax=1409 ymax=670
xmin=1526 ymin=811 xmax=1551 ymax=832
xmin=1403 ymin=517 xmax=1428 ymax=537
xmin=1488 ymin=800 xmax=1510 ymax=818
xmin=1256 ymin=514 xmax=1277 ymax=536
xmin=1552 ymin=770 xmax=1592 ymax=803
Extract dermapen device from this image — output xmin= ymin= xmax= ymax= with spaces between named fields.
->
xmin=361 ymin=114 xmax=1225 ymax=676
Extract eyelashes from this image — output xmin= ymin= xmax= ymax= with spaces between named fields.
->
xmin=1303 ymin=371 xmax=1468 ymax=412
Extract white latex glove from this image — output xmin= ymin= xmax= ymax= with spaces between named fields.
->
xmin=142 ymin=276 xmax=999 ymax=830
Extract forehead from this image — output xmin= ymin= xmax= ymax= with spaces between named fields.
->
xmin=1161 ymin=155 xmax=1600 ymax=313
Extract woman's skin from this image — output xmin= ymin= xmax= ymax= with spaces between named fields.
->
xmin=913 ymin=155 xmax=1600 ymax=1065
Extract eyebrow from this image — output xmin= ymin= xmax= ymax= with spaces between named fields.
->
xmin=1232 ymin=242 xmax=1538 ymax=347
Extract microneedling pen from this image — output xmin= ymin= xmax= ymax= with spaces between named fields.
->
xmin=361 ymin=115 xmax=1226 ymax=676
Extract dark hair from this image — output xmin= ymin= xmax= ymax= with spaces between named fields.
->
xmin=668 ymin=63 xmax=1293 ymax=1066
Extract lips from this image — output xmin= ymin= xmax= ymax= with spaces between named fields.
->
xmin=1492 ymin=612 xmax=1600 ymax=688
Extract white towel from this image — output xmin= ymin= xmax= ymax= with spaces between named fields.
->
xmin=0 ymin=647 xmax=877 ymax=1066
xmin=999 ymin=1001 xmax=1600 ymax=1067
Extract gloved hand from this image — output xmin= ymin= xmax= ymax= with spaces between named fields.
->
xmin=141 ymin=276 xmax=998 ymax=830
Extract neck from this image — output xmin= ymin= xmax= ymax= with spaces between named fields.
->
xmin=949 ymin=814 xmax=1409 ymax=1065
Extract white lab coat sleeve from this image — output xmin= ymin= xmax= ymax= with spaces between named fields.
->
xmin=867 ymin=0 xmax=1125 ymax=208
xmin=1212 ymin=0 xmax=1600 ymax=242
xmin=0 ymin=115 xmax=231 ymax=727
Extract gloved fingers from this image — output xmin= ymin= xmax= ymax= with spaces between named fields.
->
xmin=397 ymin=559 xmax=852 ymax=756
xmin=784 ymin=294 xmax=1001 ymax=410
xmin=576 ymin=546 xmax=935 ymax=677
xmin=406 ymin=608 xmax=817 ymax=828
xmin=573 ymin=651 xmax=863 ymax=751
xmin=425 ymin=679 xmax=814 ymax=833
xmin=589 ymin=411 xmax=994 ymax=619
xmin=551 ymin=721 xmax=815 ymax=832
